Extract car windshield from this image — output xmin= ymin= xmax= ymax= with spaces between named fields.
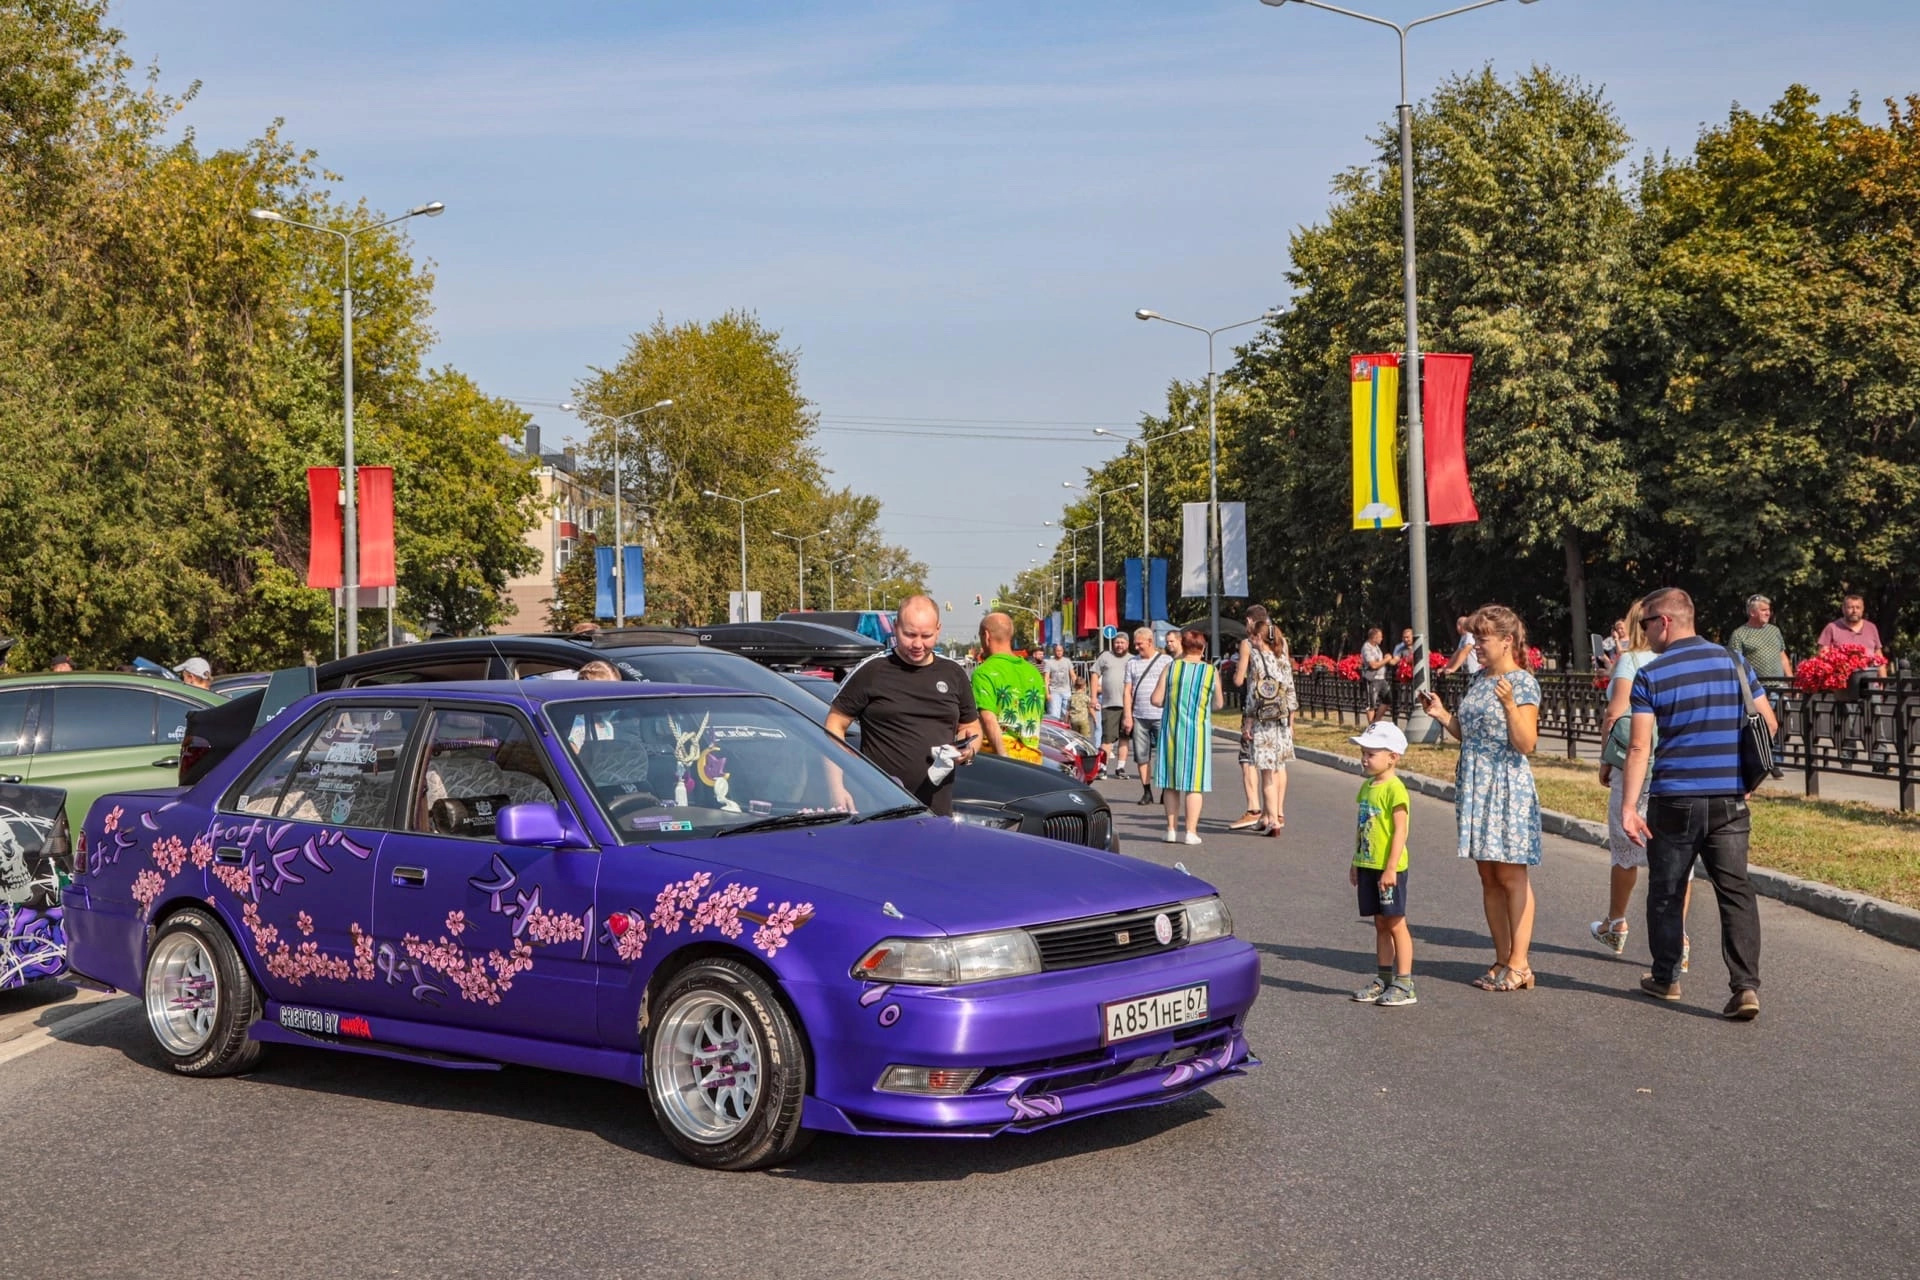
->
xmin=601 ymin=648 xmax=826 ymax=721
xmin=545 ymin=694 xmax=913 ymax=842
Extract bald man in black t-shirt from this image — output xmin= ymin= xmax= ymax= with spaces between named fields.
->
xmin=826 ymin=595 xmax=980 ymax=815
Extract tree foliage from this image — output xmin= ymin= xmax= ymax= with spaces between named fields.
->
xmin=0 ymin=0 xmax=537 ymax=668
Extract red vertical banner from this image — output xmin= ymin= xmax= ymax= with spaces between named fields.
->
xmin=1422 ymin=353 xmax=1479 ymax=525
xmin=357 ymin=466 xmax=397 ymax=587
xmin=307 ymin=467 xmax=343 ymax=588
xmin=1077 ymin=580 xmax=1120 ymax=635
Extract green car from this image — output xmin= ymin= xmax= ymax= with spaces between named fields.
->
xmin=0 ymin=672 xmax=226 ymax=838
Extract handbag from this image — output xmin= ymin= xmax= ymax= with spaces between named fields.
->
xmin=1732 ymin=652 xmax=1775 ymax=793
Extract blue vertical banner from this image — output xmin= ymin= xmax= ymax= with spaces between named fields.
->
xmin=1122 ymin=557 xmax=1145 ymax=624
xmin=594 ymin=545 xmax=615 ymax=619
xmin=621 ymin=545 xmax=645 ymax=617
xmin=1048 ymin=612 xmax=1063 ymax=647
xmin=595 ymin=545 xmax=647 ymax=618
xmin=1149 ymin=557 xmax=1170 ymax=623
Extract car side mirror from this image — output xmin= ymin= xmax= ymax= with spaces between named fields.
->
xmin=496 ymin=803 xmax=589 ymax=849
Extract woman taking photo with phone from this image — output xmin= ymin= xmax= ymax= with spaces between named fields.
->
xmin=1420 ymin=605 xmax=1543 ymax=991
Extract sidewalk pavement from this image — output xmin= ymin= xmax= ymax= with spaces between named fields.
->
xmin=1265 ymin=732 xmax=1920 ymax=953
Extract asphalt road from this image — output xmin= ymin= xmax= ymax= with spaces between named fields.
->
xmin=4 ymin=746 xmax=1917 ymax=1280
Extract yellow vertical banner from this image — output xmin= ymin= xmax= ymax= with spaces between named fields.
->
xmin=1350 ymin=353 xmax=1404 ymax=530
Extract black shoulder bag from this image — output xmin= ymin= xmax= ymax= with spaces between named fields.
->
xmin=1731 ymin=651 xmax=1774 ymax=794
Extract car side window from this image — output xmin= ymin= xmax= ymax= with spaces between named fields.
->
xmin=411 ymin=708 xmax=559 ymax=839
xmin=156 ymin=696 xmax=197 ymax=747
xmin=235 ymin=705 xmax=419 ymax=828
xmin=46 ymin=686 xmax=158 ymax=751
xmin=0 ymin=690 xmax=29 ymax=758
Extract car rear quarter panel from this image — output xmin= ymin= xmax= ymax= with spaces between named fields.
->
xmin=68 ymin=791 xmax=215 ymax=993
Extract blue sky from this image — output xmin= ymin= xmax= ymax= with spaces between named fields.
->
xmin=113 ymin=0 xmax=1920 ymax=626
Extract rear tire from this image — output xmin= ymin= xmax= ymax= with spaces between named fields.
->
xmin=143 ymin=906 xmax=263 ymax=1077
xmin=645 ymin=958 xmax=812 ymax=1171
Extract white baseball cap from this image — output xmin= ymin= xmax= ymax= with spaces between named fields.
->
xmin=1349 ymin=722 xmax=1408 ymax=753
xmin=173 ymin=657 xmax=212 ymax=679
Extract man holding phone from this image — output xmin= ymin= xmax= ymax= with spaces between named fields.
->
xmin=828 ymin=594 xmax=981 ymax=815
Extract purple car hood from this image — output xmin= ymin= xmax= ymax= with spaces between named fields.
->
xmin=659 ymin=818 xmax=1207 ymax=937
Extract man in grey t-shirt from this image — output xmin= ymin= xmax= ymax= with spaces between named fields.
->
xmin=1092 ymin=632 xmax=1131 ymax=777
xmin=1043 ymin=644 xmax=1073 ymax=720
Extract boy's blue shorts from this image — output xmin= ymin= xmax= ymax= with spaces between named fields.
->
xmin=1357 ymin=868 xmax=1408 ymax=918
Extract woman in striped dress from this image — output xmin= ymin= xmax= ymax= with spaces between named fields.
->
xmin=1151 ymin=629 xmax=1225 ymax=845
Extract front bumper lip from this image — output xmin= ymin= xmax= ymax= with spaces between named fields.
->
xmin=793 ymin=936 xmax=1260 ymax=1135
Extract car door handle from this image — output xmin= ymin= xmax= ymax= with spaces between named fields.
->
xmin=152 ymin=757 xmax=179 ymax=768
xmin=214 ymin=847 xmax=245 ymax=866
xmin=390 ymin=866 xmax=428 ymax=887
xmin=0 ymin=774 xmax=20 ymax=785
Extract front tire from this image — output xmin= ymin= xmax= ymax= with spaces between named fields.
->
xmin=143 ymin=907 xmax=263 ymax=1077
xmin=645 ymin=958 xmax=811 ymax=1170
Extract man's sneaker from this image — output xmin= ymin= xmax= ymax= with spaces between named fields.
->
xmin=1639 ymin=974 xmax=1682 ymax=1002
xmin=1723 ymin=989 xmax=1760 ymax=1021
xmin=1681 ymin=935 xmax=1691 ymax=974
xmin=1589 ymin=918 xmax=1629 ymax=955
xmin=1351 ymin=977 xmax=1387 ymax=1004
xmin=1110 ymin=766 xmax=1128 ymax=780
xmin=1377 ymin=980 xmax=1418 ymax=1008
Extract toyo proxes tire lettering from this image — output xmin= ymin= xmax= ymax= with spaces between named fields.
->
xmin=644 ymin=957 xmax=812 ymax=1171
xmin=142 ymin=906 xmax=264 ymax=1078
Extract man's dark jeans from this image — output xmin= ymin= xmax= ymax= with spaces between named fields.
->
xmin=1645 ymin=794 xmax=1760 ymax=991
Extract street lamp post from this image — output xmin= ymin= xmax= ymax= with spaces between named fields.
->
xmin=1135 ymin=308 xmax=1277 ymax=661
xmin=581 ymin=399 xmax=673 ymax=626
xmin=1044 ymin=520 xmax=1093 ymax=643
xmin=1259 ymin=0 xmax=1540 ymax=735
xmin=825 ymin=555 xmax=855 ymax=610
xmin=1064 ymin=481 xmax=1139 ymax=642
xmin=849 ymin=576 xmax=875 ymax=610
xmin=771 ymin=528 xmax=830 ymax=612
xmin=1094 ymin=423 xmax=1196 ymax=571
xmin=702 ymin=487 xmax=782 ymax=617
xmin=250 ymin=199 xmax=445 ymax=655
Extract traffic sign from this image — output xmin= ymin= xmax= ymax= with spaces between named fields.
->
xmin=1102 ymin=624 xmax=1117 ymax=640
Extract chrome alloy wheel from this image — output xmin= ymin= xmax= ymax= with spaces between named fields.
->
xmin=651 ymin=989 xmax=764 ymax=1143
xmin=146 ymin=931 xmax=220 ymax=1057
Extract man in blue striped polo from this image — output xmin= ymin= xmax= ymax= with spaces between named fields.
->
xmin=1620 ymin=587 xmax=1778 ymax=1020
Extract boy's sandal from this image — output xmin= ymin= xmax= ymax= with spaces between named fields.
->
xmin=1471 ymin=966 xmax=1508 ymax=991
xmin=1490 ymin=966 xmax=1536 ymax=992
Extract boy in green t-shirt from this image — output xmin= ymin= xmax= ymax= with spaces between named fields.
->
xmin=1348 ymin=722 xmax=1415 ymax=1007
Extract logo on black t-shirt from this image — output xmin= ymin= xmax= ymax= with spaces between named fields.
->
xmin=936 ymin=681 xmax=949 ymax=693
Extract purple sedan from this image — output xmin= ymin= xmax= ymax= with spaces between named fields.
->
xmin=63 ymin=682 xmax=1259 ymax=1170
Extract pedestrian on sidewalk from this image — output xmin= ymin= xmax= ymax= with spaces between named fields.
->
xmin=1123 ymin=626 xmax=1173 ymax=806
xmin=1419 ymin=604 xmax=1542 ymax=993
xmin=1349 ymin=721 xmax=1415 ymax=1007
xmin=1092 ymin=632 xmax=1131 ymax=777
xmin=1067 ymin=670 xmax=1093 ymax=740
xmin=1231 ymin=605 xmax=1272 ymax=830
xmin=1621 ymin=587 xmax=1777 ymax=1020
xmin=1043 ymin=643 xmax=1073 ymax=720
xmin=1817 ymin=593 xmax=1888 ymax=675
xmin=1360 ymin=626 xmax=1391 ymax=709
xmin=1442 ymin=615 xmax=1482 ymax=676
xmin=1151 ymin=629 xmax=1223 ymax=845
xmin=1728 ymin=595 xmax=1793 ymax=681
xmin=973 ymin=613 xmax=1046 ymax=765
xmin=1232 ymin=608 xmax=1294 ymax=835
xmin=1591 ymin=601 xmax=1694 ymax=965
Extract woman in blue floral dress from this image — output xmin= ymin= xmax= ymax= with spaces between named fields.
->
xmin=1420 ymin=605 xmax=1542 ymax=992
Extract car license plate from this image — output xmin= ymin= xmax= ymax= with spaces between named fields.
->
xmin=1102 ymin=983 xmax=1209 ymax=1044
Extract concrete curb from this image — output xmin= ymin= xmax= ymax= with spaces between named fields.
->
xmin=1213 ymin=728 xmax=1920 ymax=953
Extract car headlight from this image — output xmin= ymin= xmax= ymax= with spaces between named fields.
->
xmin=1183 ymin=895 xmax=1233 ymax=943
xmin=853 ymin=929 xmax=1042 ymax=985
xmin=952 ymin=807 xmax=1021 ymax=831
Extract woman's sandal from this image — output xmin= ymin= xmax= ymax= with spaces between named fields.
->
xmin=1490 ymin=965 xmax=1536 ymax=992
xmin=1471 ymin=965 xmax=1508 ymax=991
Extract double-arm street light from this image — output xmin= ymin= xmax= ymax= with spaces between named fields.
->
xmin=772 ymin=527 xmax=831 ymax=612
xmin=250 ymin=199 xmax=445 ymax=655
xmin=849 ymin=576 xmax=876 ymax=611
xmin=1259 ymin=0 xmax=1540 ymax=731
xmin=702 ymin=487 xmax=782 ymax=608
xmin=1135 ymin=308 xmax=1277 ymax=661
xmin=1063 ymin=480 xmax=1139 ymax=641
xmin=580 ymin=399 xmax=673 ymax=626
xmin=1094 ymin=422 xmax=1197 ymax=570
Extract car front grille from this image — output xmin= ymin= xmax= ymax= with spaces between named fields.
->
xmin=1030 ymin=904 xmax=1187 ymax=971
xmin=1041 ymin=813 xmax=1088 ymax=844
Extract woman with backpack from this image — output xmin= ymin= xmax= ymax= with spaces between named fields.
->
xmin=1233 ymin=606 xmax=1296 ymax=836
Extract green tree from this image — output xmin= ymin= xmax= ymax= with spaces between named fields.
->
xmin=547 ymin=531 xmax=599 ymax=631
xmin=1619 ymin=87 xmax=1920 ymax=654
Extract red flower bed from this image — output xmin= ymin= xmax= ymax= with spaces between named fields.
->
xmin=1297 ymin=654 xmax=1336 ymax=676
xmin=1334 ymin=654 xmax=1364 ymax=682
xmin=1793 ymin=644 xmax=1884 ymax=693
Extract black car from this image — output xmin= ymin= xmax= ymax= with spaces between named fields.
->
xmin=185 ymin=634 xmax=1116 ymax=851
